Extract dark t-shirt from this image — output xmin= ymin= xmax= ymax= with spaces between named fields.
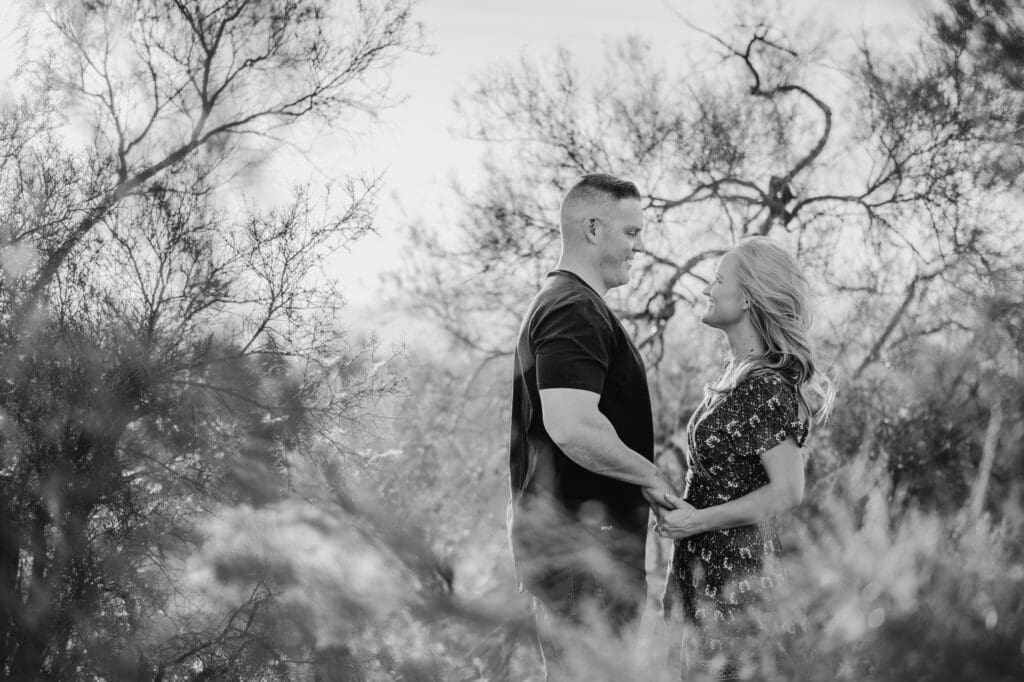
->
xmin=508 ymin=270 xmax=654 ymax=553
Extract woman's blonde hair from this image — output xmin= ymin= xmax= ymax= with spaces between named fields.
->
xmin=688 ymin=236 xmax=836 ymax=464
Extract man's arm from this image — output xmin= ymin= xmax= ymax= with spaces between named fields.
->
xmin=540 ymin=387 xmax=677 ymax=505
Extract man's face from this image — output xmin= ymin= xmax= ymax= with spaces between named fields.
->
xmin=594 ymin=197 xmax=644 ymax=291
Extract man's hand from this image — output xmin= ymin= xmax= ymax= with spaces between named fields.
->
xmin=641 ymin=467 xmax=679 ymax=514
xmin=654 ymin=495 xmax=703 ymax=539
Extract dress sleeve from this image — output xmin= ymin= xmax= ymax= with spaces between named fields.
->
xmin=533 ymin=296 xmax=612 ymax=393
xmin=741 ymin=372 xmax=809 ymax=455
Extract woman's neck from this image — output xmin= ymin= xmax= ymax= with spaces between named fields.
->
xmin=725 ymin=321 xmax=764 ymax=363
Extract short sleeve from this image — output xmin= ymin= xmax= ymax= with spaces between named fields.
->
xmin=741 ymin=373 xmax=809 ymax=456
xmin=533 ymin=297 xmax=612 ymax=393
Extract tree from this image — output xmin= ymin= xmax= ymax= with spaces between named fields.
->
xmin=382 ymin=3 xmax=1024 ymax=676
xmin=0 ymin=0 xmax=423 ymax=677
xmin=396 ymin=2 xmax=1024 ymax=513
xmin=932 ymin=0 xmax=1024 ymax=186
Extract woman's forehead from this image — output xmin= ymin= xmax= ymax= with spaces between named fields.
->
xmin=716 ymin=251 xmax=739 ymax=274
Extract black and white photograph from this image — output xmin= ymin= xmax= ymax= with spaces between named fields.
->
xmin=0 ymin=0 xmax=1021 ymax=679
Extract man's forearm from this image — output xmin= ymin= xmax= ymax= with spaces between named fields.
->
xmin=555 ymin=412 xmax=660 ymax=487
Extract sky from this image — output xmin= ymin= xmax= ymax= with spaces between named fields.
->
xmin=0 ymin=0 xmax=937 ymax=327
xmin=318 ymin=0 xmax=935 ymax=309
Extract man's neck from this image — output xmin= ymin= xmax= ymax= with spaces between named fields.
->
xmin=554 ymin=256 xmax=608 ymax=297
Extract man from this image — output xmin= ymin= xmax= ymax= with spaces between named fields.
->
xmin=508 ymin=173 xmax=677 ymax=677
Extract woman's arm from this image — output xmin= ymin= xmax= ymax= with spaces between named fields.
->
xmin=656 ymin=438 xmax=804 ymax=539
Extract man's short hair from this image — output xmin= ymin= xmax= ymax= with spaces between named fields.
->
xmin=561 ymin=173 xmax=641 ymax=211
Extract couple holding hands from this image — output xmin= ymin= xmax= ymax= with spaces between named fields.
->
xmin=508 ymin=174 xmax=835 ymax=679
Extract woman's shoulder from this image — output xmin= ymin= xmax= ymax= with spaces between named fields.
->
xmin=737 ymin=369 xmax=809 ymax=444
xmin=734 ymin=368 xmax=797 ymax=398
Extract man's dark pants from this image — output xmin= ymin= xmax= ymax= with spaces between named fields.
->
xmin=513 ymin=509 xmax=647 ymax=680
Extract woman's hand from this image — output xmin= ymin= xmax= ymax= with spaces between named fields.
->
xmin=654 ymin=494 xmax=704 ymax=539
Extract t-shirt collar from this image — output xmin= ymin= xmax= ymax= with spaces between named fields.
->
xmin=548 ymin=269 xmax=601 ymax=296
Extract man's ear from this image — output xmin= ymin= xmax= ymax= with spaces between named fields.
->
xmin=583 ymin=216 xmax=599 ymax=243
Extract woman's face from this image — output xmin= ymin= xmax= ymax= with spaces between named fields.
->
xmin=701 ymin=251 xmax=748 ymax=329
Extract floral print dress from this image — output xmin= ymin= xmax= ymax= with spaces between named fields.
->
xmin=664 ymin=370 xmax=808 ymax=673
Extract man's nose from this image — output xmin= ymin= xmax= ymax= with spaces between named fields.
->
xmin=633 ymin=234 xmax=644 ymax=252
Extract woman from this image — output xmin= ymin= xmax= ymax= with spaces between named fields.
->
xmin=656 ymin=236 xmax=835 ymax=679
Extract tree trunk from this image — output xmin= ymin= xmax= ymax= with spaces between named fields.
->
xmin=969 ymin=395 xmax=1004 ymax=519
xmin=0 ymin=510 xmax=19 ymax=667
xmin=9 ymin=504 xmax=52 ymax=678
xmin=854 ymin=277 xmax=919 ymax=379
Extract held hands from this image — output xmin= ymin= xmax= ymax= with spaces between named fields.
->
xmin=641 ymin=467 xmax=679 ymax=512
xmin=653 ymin=493 xmax=702 ymax=539
xmin=641 ymin=468 xmax=703 ymax=538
